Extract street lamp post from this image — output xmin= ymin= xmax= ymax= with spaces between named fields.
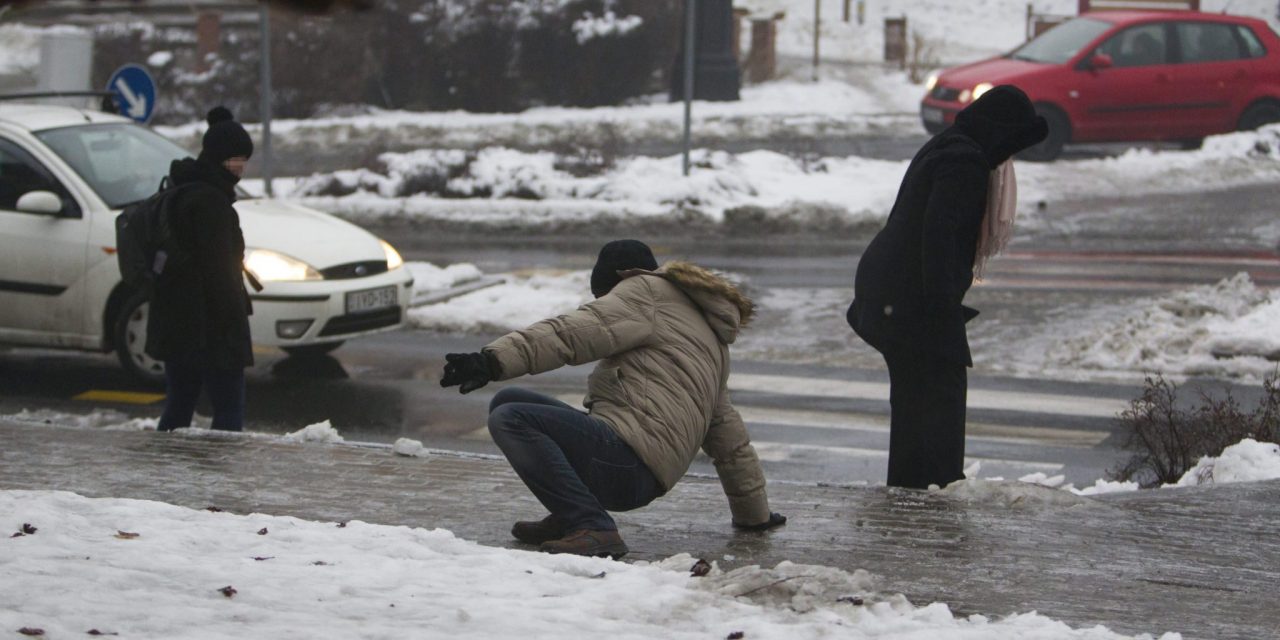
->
xmin=259 ymin=1 xmax=274 ymax=197
xmin=682 ymin=0 xmax=696 ymax=177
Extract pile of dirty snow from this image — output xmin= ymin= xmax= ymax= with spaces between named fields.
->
xmin=408 ymin=270 xmax=592 ymax=334
xmin=1044 ymin=273 xmax=1280 ymax=379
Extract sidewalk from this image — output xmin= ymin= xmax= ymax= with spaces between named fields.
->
xmin=2 ymin=418 xmax=1277 ymax=640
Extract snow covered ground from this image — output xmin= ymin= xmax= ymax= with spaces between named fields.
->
xmin=244 ymin=126 xmax=1280 ymax=233
xmin=0 ymin=489 xmax=1184 ymax=640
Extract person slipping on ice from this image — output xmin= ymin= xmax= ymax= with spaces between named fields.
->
xmin=440 ymin=239 xmax=786 ymax=559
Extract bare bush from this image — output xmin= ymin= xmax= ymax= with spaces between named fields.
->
xmin=1112 ymin=372 xmax=1280 ymax=487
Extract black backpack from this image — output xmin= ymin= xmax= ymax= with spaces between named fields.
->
xmin=115 ymin=178 xmax=190 ymax=291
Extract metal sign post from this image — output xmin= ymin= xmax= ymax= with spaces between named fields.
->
xmin=682 ymin=0 xmax=696 ymax=177
xmin=812 ymin=0 xmax=821 ymax=81
xmin=259 ymin=1 xmax=274 ymax=198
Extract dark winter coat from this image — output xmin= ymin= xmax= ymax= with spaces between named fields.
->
xmin=145 ymin=157 xmax=254 ymax=369
xmin=848 ymin=85 xmax=1047 ymax=366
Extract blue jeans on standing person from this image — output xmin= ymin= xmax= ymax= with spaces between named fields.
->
xmin=487 ymin=387 xmax=663 ymax=533
xmin=158 ymin=361 xmax=246 ymax=432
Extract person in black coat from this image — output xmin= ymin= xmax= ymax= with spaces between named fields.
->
xmin=847 ymin=86 xmax=1047 ymax=489
xmin=148 ymin=107 xmax=255 ymax=431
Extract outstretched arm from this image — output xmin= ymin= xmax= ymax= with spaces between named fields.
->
xmin=483 ymin=276 xmax=657 ymax=380
xmin=702 ymin=390 xmax=782 ymax=529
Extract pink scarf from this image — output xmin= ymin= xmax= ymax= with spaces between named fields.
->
xmin=974 ymin=159 xmax=1017 ymax=279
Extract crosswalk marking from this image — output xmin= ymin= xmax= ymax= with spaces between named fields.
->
xmin=728 ymin=373 xmax=1127 ymax=419
xmin=750 ymin=441 xmax=1065 ymax=472
xmin=735 ymin=405 xmax=1108 ymax=447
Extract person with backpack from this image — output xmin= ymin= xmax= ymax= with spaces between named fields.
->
xmin=440 ymin=240 xmax=786 ymax=559
xmin=147 ymin=106 xmax=255 ymax=432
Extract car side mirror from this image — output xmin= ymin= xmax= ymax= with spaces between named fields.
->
xmin=1088 ymin=53 xmax=1114 ymax=70
xmin=15 ymin=190 xmax=64 ymax=216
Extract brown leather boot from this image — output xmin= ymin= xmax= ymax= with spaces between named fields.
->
xmin=539 ymin=529 xmax=629 ymax=559
xmin=511 ymin=515 xmax=567 ymax=545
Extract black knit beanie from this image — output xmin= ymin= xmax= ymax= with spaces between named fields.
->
xmin=198 ymin=106 xmax=254 ymax=164
xmin=591 ymin=239 xmax=658 ymax=298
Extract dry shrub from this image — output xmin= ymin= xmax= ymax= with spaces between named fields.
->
xmin=1113 ymin=372 xmax=1280 ymax=487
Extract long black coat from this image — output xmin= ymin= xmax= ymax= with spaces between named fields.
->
xmin=145 ymin=157 xmax=254 ymax=369
xmin=848 ymin=85 xmax=1048 ymax=367
xmin=847 ymin=132 xmax=988 ymax=367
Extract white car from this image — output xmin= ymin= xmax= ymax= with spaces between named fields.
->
xmin=0 ymin=101 xmax=413 ymax=382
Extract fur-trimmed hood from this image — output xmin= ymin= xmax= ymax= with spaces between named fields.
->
xmin=624 ymin=260 xmax=754 ymax=344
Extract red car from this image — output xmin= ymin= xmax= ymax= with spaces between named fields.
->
xmin=921 ymin=11 xmax=1280 ymax=160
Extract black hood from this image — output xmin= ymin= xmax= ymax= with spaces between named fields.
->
xmin=953 ymin=85 xmax=1049 ymax=167
xmin=168 ymin=157 xmax=240 ymax=201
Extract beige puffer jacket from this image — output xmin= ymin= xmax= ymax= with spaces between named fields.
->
xmin=483 ymin=261 xmax=770 ymax=526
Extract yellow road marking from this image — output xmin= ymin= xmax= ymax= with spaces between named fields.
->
xmin=73 ymin=390 xmax=165 ymax=405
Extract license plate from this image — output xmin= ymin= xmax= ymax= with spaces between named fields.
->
xmin=345 ymin=286 xmax=397 ymax=314
xmin=922 ymin=107 xmax=944 ymax=123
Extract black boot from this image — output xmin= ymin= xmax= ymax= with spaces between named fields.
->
xmin=511 ymin=514 xmax=567 ymax=545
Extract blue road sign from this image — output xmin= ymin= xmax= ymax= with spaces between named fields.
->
xmin=106 ymin=64 xmax=157 ymax=124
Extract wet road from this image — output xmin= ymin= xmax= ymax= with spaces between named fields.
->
xmin=3 ymin=178 xmax=1277 ymax=487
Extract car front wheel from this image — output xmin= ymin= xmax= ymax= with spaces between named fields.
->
xmin=1018 ymin=106 xmax=1068 ymax=162
xmin=114 ymin=293 xmax=165 ymax=386
xmin=1237 ymin=101 xmax=1280 ymax=131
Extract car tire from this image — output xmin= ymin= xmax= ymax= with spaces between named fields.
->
xmin=114 ymin=293 xmax=165 ymax=387
xmin=1018 ymin=106 xmax=1068 ymax=162
xmin=1237 ymin=101 xmax=1280 ymax=131
xmin=282 ymin=342 xmax=345 ymax=358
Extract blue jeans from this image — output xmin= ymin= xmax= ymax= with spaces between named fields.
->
xmin=158 ymin=362 xmax=246 ymax=432
xmin=487 ymin=387 xmax=663 ymax=532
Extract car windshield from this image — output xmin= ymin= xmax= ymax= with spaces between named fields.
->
xmin=35 ymin=123 xmax=191 ymax=209
xmin=1009 ymin=17 xmax=1112 ymax=64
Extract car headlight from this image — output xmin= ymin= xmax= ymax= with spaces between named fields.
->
xmin=970 ymin=82 xmax=994 ymax=102
xmin=245 ymin=248 xmax=322 ymax=282
xmin=380 ymin=239 xmax=404 ymax=271
xmin=925 ymin=72 xmax=939 ymax=92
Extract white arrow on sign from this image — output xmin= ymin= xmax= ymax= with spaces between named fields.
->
xmin=114 ymin=77 xmax=148 ymax=120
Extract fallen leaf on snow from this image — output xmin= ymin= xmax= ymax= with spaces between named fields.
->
xmin=312 ymin=561 xmax=330 ymax=566
xmin=20 ymin=524 xmax=37 ymax=535
xmin=336 ymin=522 xmax=348 ymax=528
xmin=218 ymin=586 xmax=237 ymax=598
xmin=205 ymin=506 xmax=224 ymax=513
xmin=727 ymin=632 xmax=745 ymax=639
xmin=87 ymin=630 xmax=119 ymax=636
xmin=837 ymin=595 xmax=865 ymax=605
xmin=690 ymin=559 xmax=712 ymax=577
xmin=17 ymin=628 xmax=44 ymax=636
xmin=257 ymin=527 xmax=269 ymax=535
xmin=113 ymin=531 xmax=140 ymax=540
xmin=253 ymin=557 xmax=274 ymax=562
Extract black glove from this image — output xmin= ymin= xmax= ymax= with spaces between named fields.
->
xmin=733 ymin=512 xmax=787 ymax=531
xmin=440 ymin=352 xmax=494 ymax=394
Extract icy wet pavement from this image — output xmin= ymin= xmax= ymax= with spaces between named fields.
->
xmin=2 ymin=419 xmax=1277 ymax=640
